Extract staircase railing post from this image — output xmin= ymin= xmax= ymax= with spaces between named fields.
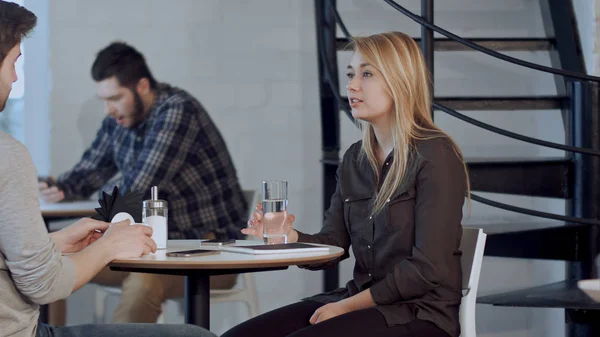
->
xmin=567 ymin=80 xmax=600 ymax=337
xmin=315 ymin=0 xmax=341 ymax=293
xmin=421 ymin=0 xmax=434 ymax=119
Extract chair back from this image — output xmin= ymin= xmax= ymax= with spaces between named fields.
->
xmin=459 ymin=227 xmax=487 ymax=337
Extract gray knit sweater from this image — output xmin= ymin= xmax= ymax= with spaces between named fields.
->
xmin=0 ymin=132 xmax=75 ymax=337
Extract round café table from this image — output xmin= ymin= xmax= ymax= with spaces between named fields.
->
xmin=109 ymin=239 xmax=344 ymax=329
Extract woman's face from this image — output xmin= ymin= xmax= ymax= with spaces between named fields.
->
xmin=345 ymin=50 xmax=393 ymax=124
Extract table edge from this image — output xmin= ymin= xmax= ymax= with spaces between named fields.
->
xmin=109 ymin=249 xmax=344 ymax=270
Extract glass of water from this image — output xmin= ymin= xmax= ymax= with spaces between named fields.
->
xmin=261 ymin=180 xmax=288 ymax=244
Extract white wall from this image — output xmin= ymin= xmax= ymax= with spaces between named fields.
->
xmin=28 ymin=0 xmax=599 ymax=336
xmin=48 ymin=1 xmax=323 ymax=334
xmin=12 ymin=0 xmax=51 ymax=175
xmin=573 ymin=0 xmax=600 ymax=75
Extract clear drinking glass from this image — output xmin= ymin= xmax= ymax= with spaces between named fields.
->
xmin=261 ymin=180 xmax=289 ymax=244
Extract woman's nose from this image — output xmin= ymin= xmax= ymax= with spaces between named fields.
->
xmin=347 ymin=79 xmax=359 ymax=92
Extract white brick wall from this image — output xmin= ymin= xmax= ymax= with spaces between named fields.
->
xmin=574 ymin=0 xmax=600 ymax=75
xmin=19 ymin=0 xmax=600 ymax=335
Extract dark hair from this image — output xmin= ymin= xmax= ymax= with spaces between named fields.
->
xmin=91 ymin=42 xmax=157 ymax=89
xmin=0 ymin=1 xmax=37 ymax=65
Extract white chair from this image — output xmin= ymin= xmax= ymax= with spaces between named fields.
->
xmin=94 ymin=189 xmax=261 ymax=323
xmin=459 ymin=227 xmax=487 ymax=337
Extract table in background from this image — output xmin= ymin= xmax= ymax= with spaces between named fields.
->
xmin=40 ymin=200 xmax=99 ymax=224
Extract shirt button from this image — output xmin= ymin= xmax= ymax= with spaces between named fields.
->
xmin=387 ymin=198 xmax=390 ymax=202
xmin=367 ymin=245 xmax=371 ymax=249
xmin=369 ymin=216 xmax=372 ymax=219
xmin=344 ymin=198 xmax=350 ymax=202
xmin=368 ymin=273 xmax=372 ymax=277
xmin=385 ymin=162 xmax=389 ymax=166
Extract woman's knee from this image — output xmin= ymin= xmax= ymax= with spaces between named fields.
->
xmin=221 ymin=301 xmax=323 ymax=337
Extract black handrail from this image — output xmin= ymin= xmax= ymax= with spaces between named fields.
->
xmin=434 ymin=102 xmax=600 ymax=156
xmin=324 ymin=90 xmax=600 ymax=222
xmin=316 ymin=27 xmax=355 ymax=123
xmin=320 ymin=0 xmax=600 ymax=225
xmin=326 ymin=2 xmax=600 ymax=158
xmin=328 ymin=0 xmax=351 ymax=40
xmin=470 ymin=193 xmax=600 ymax=226
xmin=383 ymin=0 xmax=600 ymax=83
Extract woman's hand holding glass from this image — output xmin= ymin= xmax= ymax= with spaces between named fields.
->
xmin=242 ymin=203 xmax=297 ymax=243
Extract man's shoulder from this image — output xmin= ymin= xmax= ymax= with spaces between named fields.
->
xmin=0 ymin=132 xmax=28 ymax=158
xmin=0 ymin=131 xmax=18 ymax=146
xmin=0 ymin=132 xmax=33 ymax=174
xmin=156 ymin=83 xmax=205 ymax=113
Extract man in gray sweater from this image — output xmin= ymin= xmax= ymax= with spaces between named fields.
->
xmin=0 ymin=2 xmax=216 ymax=337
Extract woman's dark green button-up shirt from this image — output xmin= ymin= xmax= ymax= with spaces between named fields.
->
xmin=297 ymin=136 xmax=467 ymax=337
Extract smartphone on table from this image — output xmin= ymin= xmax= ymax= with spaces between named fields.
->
xmin=166 ymin=249 xmax=221 ymax=257
xmin=200 ymin=239 xmax=236 ymax=246
xmin=38 ymin=176 xmax=57 ymax=188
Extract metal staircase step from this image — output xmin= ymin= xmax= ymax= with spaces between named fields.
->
xmin=336 ymin=37 xmax=554 ymax=52
xmin=323 ymin=157 xmax=572 ymax=200
xmin=467 ymin=158 xmax=572 ymax=198
xmin=478 ymin=280 xmax=600 ymax=309
xmin=436 ymin=96 xmax=566 ymax=111
xmin=340 ymin=96 xmax=566 ymax=111
xmin=469 ymin=221 xmax=589 ymax=261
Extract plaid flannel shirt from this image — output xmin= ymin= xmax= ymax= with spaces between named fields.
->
xmin=57 ymin=83 xmax=247 ymax=240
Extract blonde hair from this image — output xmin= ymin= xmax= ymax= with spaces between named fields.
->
xmin=350 ymin=31 xmax=470 ymax=215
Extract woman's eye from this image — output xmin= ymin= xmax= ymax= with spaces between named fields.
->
xmin=363 ymin=71 xmax=372 ymax=77
xmin=346 ymin=73 xmax=354 ymax=79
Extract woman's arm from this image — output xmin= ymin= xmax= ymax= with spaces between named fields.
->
xmin=295 ymin=168 xmax=351 ymax=269
xmin=310 ymin=288 xmax=377 ymax=324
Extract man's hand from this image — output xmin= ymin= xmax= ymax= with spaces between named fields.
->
xmin=98 ymin=220 xmax=157 ymax=260
xmin=38 ymin=180 xmax=65 ymax=204
xmin=309 ymin=301 xmax=353 ymax=325
xmin=51 ymin=218 xmax=110 ymax=254
xmin=66 ymin=220 xmax=156 ymax=293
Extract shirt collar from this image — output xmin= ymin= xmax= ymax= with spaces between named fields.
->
xmin=132 ymin=83 xmax=171 ymax=131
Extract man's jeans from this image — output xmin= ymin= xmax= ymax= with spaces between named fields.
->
xmin=36 ymin=323 xmax=217 ymax=337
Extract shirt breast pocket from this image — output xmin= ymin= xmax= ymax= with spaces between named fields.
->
xmin=343 ymin=195 xmax=371 ymax=237
xmin=385 ymin=188 xmax=416 ymax=234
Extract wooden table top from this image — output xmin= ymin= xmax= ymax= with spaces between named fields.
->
xmin=40 ymin=200 xmax=99 ymax=218
xmin=109 ymin=240 xmax=345 ymax=270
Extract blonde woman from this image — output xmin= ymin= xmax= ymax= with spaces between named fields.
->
xmin=223 ymin=31 xmax=468 ymax=337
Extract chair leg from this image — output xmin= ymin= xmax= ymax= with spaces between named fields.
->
xmin=94 ymin=286 xmax=106 ymax=324
xmin=157 ymin=302 xmax=169 ymax=324
xmin=243 ymin=299 xmax=259 ymax=318
xmin=243 ymin=274 xmax=260 ymax=318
